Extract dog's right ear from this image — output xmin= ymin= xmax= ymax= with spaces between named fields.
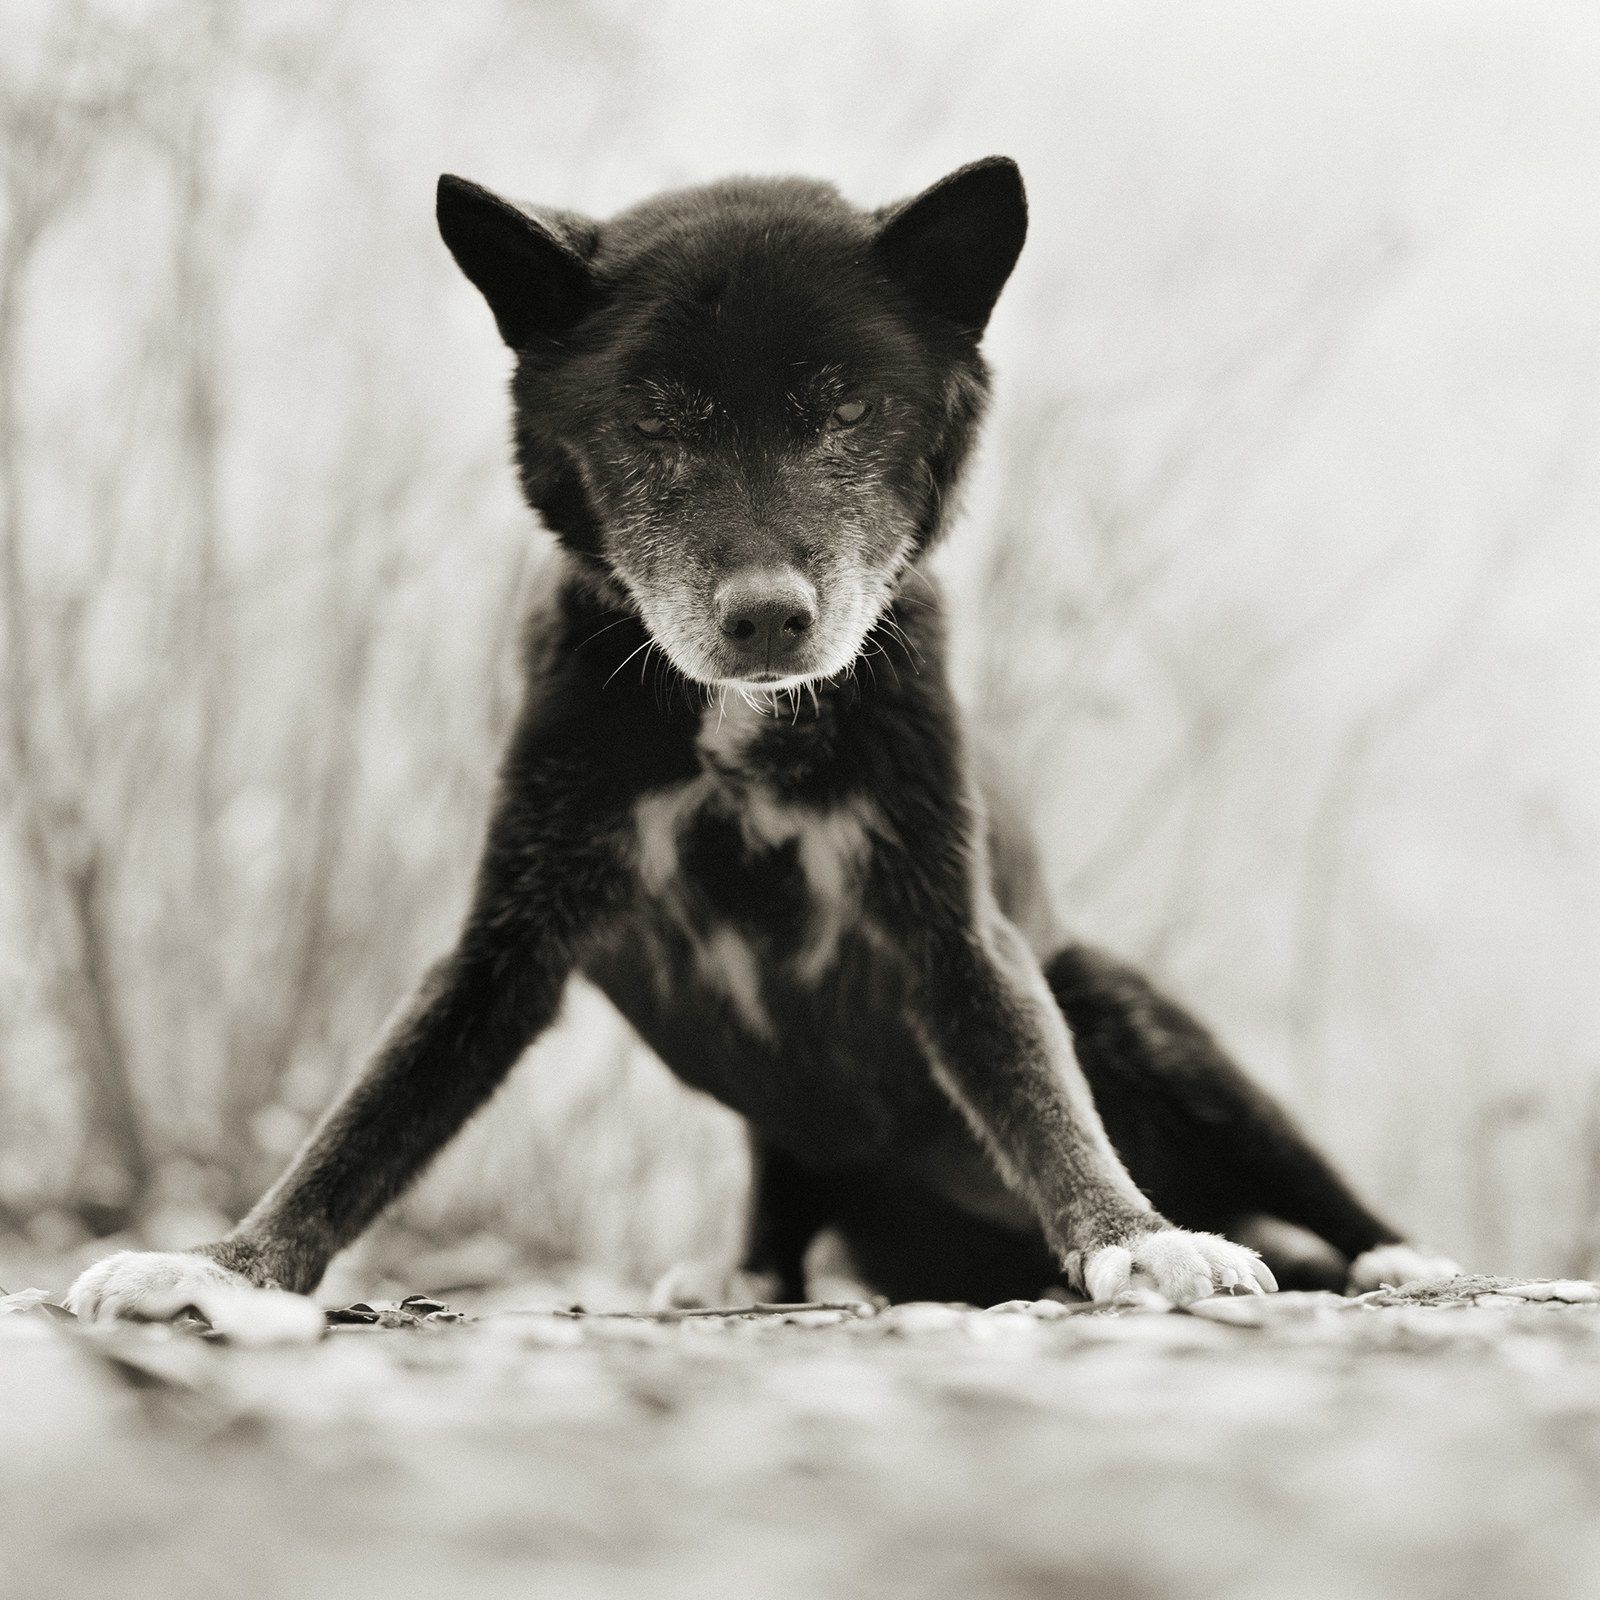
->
xmin=436 ymin=175 xmax=598 ymax=349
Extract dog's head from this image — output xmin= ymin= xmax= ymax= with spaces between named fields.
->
xmin=437 ymin=161 xmax=1026 ymax=689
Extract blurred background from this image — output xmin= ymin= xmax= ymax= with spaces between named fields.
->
xmin=1 ymin=0 xmax=1598 ymax=1299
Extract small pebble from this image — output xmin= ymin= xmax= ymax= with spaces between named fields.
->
xmin=0 ymin=1288 xmax=59 ymax=1319
xmin=1502 ymin=1280 xmax=1600 ymax=1303
xmin=981 ymin=1299 xmax=1080 ymax=1318
xmin=883 ymin=1303 xmax=968 ymax=1334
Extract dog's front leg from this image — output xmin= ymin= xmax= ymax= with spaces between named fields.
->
xmin=68 ymin=761 xmax=632 ymax=1321
xmin=215 ymin=931 xmax=577 ymax=1293
xmin=907 ymin=908 xmax=1276 ymax=1306
xmin=67 ymin=938 xmax=583 ymax=1320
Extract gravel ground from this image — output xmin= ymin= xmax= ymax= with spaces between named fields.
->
xmin=4 ymin=1277 xmax=1600 ymax=1599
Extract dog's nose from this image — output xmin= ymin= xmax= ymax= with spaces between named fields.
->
xmin=714 ymin=570 xmax=817 ymax=669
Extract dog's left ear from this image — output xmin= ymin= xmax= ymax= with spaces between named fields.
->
xmin=874 ymin=157 xmax=1027 ymax=337
xmin=437 ymin=174 xmax=600 ymax=349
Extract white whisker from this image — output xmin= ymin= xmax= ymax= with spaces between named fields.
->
xmin=604 ymin=638 xmax=654 ymax=690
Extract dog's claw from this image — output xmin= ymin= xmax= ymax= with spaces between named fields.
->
xmin=1082 ymin=1230 xmax=1275 ymax=1308
xmin=1083 ymin=1246 xmax=1133 ymax=1303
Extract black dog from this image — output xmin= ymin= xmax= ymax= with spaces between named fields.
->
xmin=70 ymin=159 xmax=1455 ymax=1319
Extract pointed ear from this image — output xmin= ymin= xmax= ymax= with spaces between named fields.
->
xmin=436 ymin=174 xmax=598 ymax=349
xmin=874 ymin=157 xmax=1027 ymax=337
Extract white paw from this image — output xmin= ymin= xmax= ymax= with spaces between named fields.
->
xmin=1348 ymin=1243 xmax=1462 ymax=1293
xmin=65 ymin=1250 xmax=324 ymax=1343
xmin=65 ymin=1250 xmax=252 ymax=1323
xmin=1077 ymin=1230 xmax=1278 ymax=1307
xmin=648 ymin=1261 xmax=781 ymax=1311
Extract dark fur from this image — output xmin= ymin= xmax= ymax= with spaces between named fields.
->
xmin=190 ymin=160 xmax=1403 ymax=1304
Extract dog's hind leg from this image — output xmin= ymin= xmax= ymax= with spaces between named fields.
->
xmin=740 ymin=1138 xmax=837 ymax=1303
xmin=1042 ymin=942 xmax=1460 ymax=1290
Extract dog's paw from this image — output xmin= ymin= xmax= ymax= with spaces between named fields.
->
xmin=648 ymin=1261 xmax=781 ymax=1312
xmin=1347 ymin=1243 xmax=1462 ymax=1293
xmin=1075 ymin=1230 xmax=1278 ymax=1307
xmin=65 ymin=1250 xmax=250 ymax=1323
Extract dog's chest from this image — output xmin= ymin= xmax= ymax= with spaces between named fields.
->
xmin=629 ymin=698 xmax=878 ymax=1037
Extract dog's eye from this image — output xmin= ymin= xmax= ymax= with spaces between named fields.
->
xmin=635 ymin=416 xmax=671 ymax=440
xmin=829 ymin=400 xmax=871 ymax=429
